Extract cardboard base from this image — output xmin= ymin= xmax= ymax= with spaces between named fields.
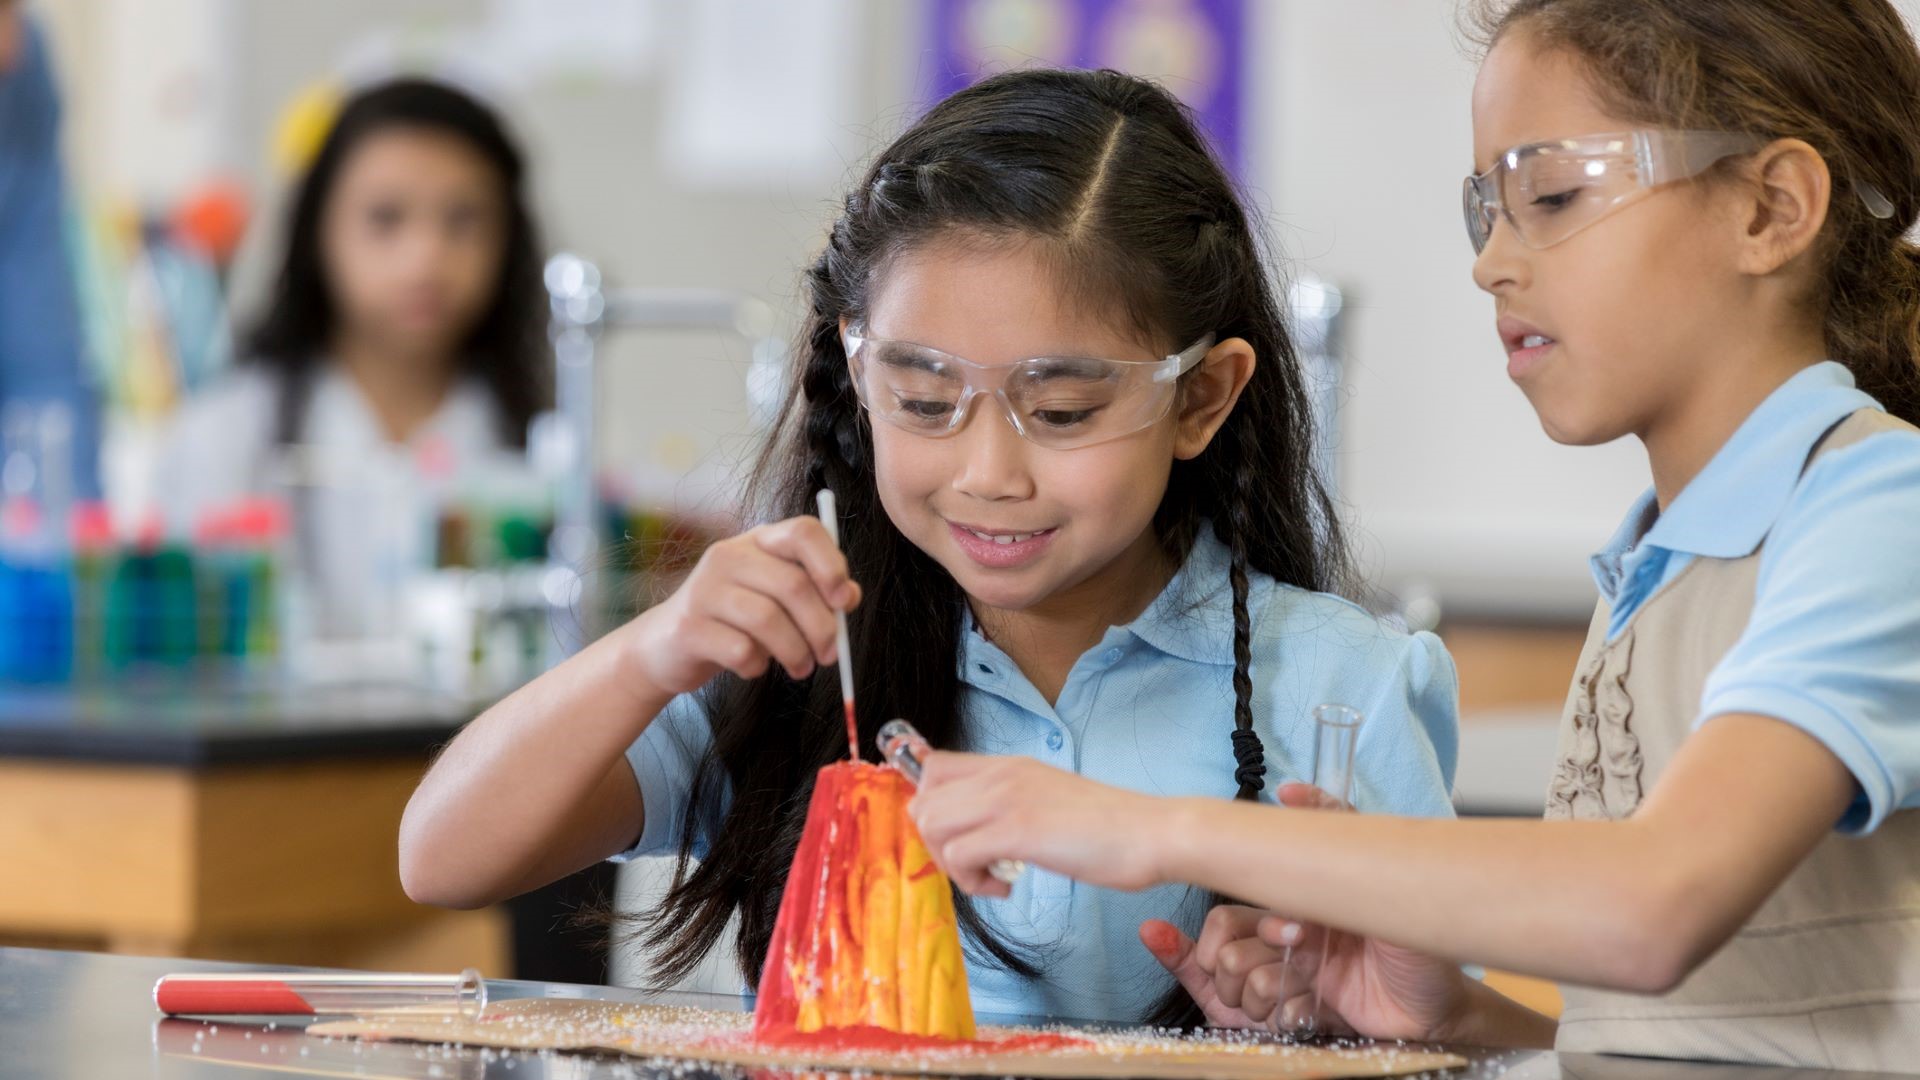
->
xmin=310 ymin=999 xmax=1467 ymax=1079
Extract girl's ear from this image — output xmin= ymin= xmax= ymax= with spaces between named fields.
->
xmin=1173 ymin=337 xmax=1256 ymax=460
xmin=1734 ymin=138 xmax=1832 ymax=277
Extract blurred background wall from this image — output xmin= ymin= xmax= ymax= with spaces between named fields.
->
xmin=31 ymin=0 xmax=1690 ymax=619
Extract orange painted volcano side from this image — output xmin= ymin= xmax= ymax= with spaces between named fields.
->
xmin=752 ymin=762 xmax=975 ymax=1041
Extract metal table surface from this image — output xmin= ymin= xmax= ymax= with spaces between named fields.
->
xmin=4 ymin=947 xmax=1908 ymax=1080
xmin=0 ymin=683 xmax=479 ymax=766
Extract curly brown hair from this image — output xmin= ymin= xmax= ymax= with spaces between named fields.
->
xmin=1465 ymin=0 xmax=1920 ymax=424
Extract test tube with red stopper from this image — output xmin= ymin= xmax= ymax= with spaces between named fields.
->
xmin=153 ymin=969 xmax=485 ymax=1017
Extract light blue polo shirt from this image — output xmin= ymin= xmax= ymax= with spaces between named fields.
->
xmin=615 ymin=527 xmax=1459 ymax=1022
xmin=1589 ymin=361 xmax=1920 ymax=834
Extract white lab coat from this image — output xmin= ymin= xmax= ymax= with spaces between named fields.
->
xmin=154 ymin=363 xmax=520 ymax=640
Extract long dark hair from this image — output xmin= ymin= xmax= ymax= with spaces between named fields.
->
xmin=642 ymin=68 xmax=1352 ymax=1027
xmin=1466 ymin=0 xmax=1920 ymax=425
xmin=243 ymin=77 xmax=551 ymax=447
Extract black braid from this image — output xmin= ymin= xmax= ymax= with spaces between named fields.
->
xmin=1142 ymin=421 xmax=1271 ymax=1032
xmin=1223 ymin=424 xmax=1266 ymax=802
xmin=799 ymin=314 xmax=859 ymax=486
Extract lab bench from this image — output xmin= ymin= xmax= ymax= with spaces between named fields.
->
xmin=3 ymin=946 xmax=1901 ymax=1080
xmin=0 ymin=684 xmax=507 ymax=974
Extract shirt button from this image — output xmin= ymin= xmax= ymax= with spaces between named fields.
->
xmin=1103 ymin=648 xmax=1122 ymax=663
xmin=1046 ymin=731 xmax=1064 ymax=751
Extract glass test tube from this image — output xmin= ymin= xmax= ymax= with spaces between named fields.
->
xmin=153 ymin=969 xmax=486 ymax=1018
xmin=1279 ymin=703 xmax=1363 ymax=1036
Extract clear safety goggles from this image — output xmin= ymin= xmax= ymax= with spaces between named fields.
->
xmin=844 ymin=327 xmax=1214 ymax=450
xmin=1462 ymin=129 xmax=1897 ymax=254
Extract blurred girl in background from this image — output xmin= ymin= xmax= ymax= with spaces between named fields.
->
xmin=158 ymin=77 xmax=551 ymax=637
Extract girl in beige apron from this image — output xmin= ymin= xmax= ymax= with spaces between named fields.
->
xmin=907 ymin=0 xmax=1920 ymax=1068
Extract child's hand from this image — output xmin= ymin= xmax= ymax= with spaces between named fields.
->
xmin=1212 ymin=782 xmax=1474 ymax=1040
xmin=623 ymin=516 xmax=861 ymax=698
xmin=910 ymin=752 xmax=1167 ymax=896
xmin=1140 ymin=907 xmax=1298 ymax=1029
xmin=1241 ymin=909 xmax=1472 ymax=1040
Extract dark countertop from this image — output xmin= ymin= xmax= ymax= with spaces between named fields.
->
xmin=3 ymin=947 xmax=1906 ymax=1080
xmin=0 ymin=683 xmax=481 ymax=766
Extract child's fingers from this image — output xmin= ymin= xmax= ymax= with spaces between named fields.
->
xmin=1139 ymin=919 xmax=1196 ymax=970
xmin=1277 ymin=782 xmax=1349 ymax=812
xmin=916 ymin=749 xmax=997 ymax=790
xmin=755 ymin=517 xmax=859 ymax=610
xmin=730 ymin=553 xmax=842 ymax=665
xmin=686 ymin=618 xmax=770 ymax=680
xmin=1258 ymin=940 xmax=1323 ymax=1017
xmin=1193 ymin=904 xmax=1268 ymax=973
xmin=908 ymin=775 xmax=1004 ymax=852
xmin=709 ymin=586 xmax=817 ymax=679
xmin=954 ymin=866 xmax=1013 ymax=899
xmin=1239 ymin=959 xmax=1296 ymax=1023
xmin=1211 ymin=934 xmax=1288 ymax=1012
xmin=924 ymin=821 xmax=1005 ymax=896
xmin=940 ymin=830 xmax=1018 ymax=899
xmin=1257 ymin=915 xmax=1306 ymax=948
xmin=1140 ymin=920 xmax=1215 ymax=1004
xmin=1143 ymin=920 xmax=1279 ymax=1029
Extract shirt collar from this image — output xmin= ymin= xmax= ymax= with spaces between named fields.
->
xmin=1605 ymin=361 xmax=1877 ymax=563
xmin=1117 ymin=526 xmax=1241 ymax=667
xmin=958 ymin=525 xmax=1245 ymax=681
xmin=1589 ymin=489 xmax=1662 ymax=600
xmin=312 ymin=366 xmax=501 ymax=451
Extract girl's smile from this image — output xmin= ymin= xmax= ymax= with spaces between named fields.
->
xmin=946 ymin=521 xmax=1059 ymax=569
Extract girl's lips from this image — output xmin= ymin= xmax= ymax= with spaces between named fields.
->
xmin=947 ymin=522 xmax=1057 ymax=569
xmin=1497 ymin=316 xmax=1557 ymax=381
xmin=1507 ymin=337 xmax=1556 ymax=380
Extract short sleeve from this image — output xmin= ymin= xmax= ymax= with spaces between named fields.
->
xmin=608 ymin=690 xmax=720 ymax=861
xmin=1355 ymin=629 xmax=1461 ymax=818
xmin=1699 ymin=432 xmax=1920 ymax=834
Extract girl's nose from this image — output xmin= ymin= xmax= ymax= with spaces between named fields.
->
xmin=1471 ymin=215 xmax=1529 ymax=296
xmin=949 ymin=397 xmax=1036 ymax=503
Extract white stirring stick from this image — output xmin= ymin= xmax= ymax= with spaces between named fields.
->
xmin=815 ymin=489 xmax=859 ymax=760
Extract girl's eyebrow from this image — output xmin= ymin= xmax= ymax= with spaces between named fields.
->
xmin=876 ymin=345 xmax=959 ymax=377
xmin=876 ymin=335 xmax=1143 ymax=372
xmin=1023 ymin=356 xmax=1114 ymax=382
